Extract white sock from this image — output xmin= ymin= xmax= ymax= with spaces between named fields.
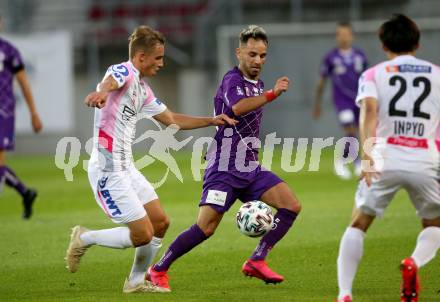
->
xmin=411 ymin=226 xmax=440 ymax=268
xmin=80 ymin=227 xmax=133 ymax=249
xmin=128 ymin=236 xmax=163 ymax=285
xmin=337 ymin=227 xmax=365 ymax=300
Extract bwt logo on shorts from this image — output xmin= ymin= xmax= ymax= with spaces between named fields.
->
xmin=98 ymin=177 xmax=122 ymax=216
xmin=99 ymin=176 xmax=108 ymax=188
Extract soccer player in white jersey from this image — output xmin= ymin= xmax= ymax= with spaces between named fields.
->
xmin=335 ymin=14 xmax=440 ymax=302
xmin=65 ymin=26 xmax=237 ymax=293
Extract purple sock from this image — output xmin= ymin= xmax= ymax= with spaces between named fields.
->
xmin=250 ymin=208 xmax=298 ymax=261
xmin=4 ymin=166 xmax=27 ymax=196
xmin=154 ymin=224 xmax=208 ymax=272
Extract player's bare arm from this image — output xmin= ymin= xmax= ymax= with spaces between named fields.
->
xmin=231 ymin=76 xmax=290 ymax=116
xmin=84 ymin=75 xmax=120 ymax=108
xmin=154 ymin=109 xmax=238 ymax=130
xmin=313 ymin=76 xmax=326 ymax=119
xmin=359 ymin=97 xmax=380 ymax=186
xmin=15 ymin=70 xmax=43 ymax=133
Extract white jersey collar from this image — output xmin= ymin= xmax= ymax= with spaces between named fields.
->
xmin=243 ymin=76 xmax=258 ymax=84
xmin=237 ymin=65 xmax=259 ymax=84
xmin=127 ymin=61 xmax=140 ymax=77
xmin=392 ymin=54 xmax=416 ymax=62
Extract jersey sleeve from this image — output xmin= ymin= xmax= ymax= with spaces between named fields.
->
xmin=319 ymin=54 xmax=332 ymax=77
xmin=139 ymin=86 xmax=167 ymax=117
xmin=10 ymin=46 xmax=24 ymax=73
xmin=355 ymin=67 xmax=378 ymax=106
xmin=140 ymin=99 xmax=167 ymax=117
xmin=105 ymin=63 xmax=131 ymax=89
xmin=223 ymin=74 xmax=246 ymax=109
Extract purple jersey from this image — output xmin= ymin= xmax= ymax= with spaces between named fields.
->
xmin=320 ymin=47 xmax=367 ymax=110
xmin=206 ymin=66 xmax=264 ymax=176
xmin=200 ymin=66 xmax=284 ymax=213
xmin=0 ymin=37 xmax=24 ymax=150
xmin=0 ymin=37 xmax=24 ymax=119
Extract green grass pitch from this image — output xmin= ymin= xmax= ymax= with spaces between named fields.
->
xmin=1 ymin=151 xmax=439 ymax=301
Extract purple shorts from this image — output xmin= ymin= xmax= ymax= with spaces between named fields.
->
xmin=0 ymin=116 xmax=15 ymax=150
xmin=199 ymin=166 xmax=283 ymax=213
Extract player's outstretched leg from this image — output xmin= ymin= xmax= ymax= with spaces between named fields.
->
xmin=66 ymin=226 xmax=135 ymax=272
xmin=1 ymin=165 xmax=37 ymax=219
xmin=149 ymin=206 xmax=221 ymax=291
xmin=336 ymin=227 xmax=365 ymax=301
xmin=125 ymin=201 xmax=169 ymax=292
xmin=336 ymin=212 xmax=374 ymax=301
xmin=148 ymin=224 xmax=209 ymax=291
xmin=245 ymin=182 xmax=300 ymax=284
xmin=401 ymin=224 xmax=440 ymax=302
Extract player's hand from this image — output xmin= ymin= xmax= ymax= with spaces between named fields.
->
xmin=31 ymin=113 xmax=43 ymax=133
xmin=360 ymin=154 xmax=380 ymax=187
xmin=85 ymin=91 xmax=108 ymax=109
xmin=211 ymin=114 xmax=238 ymax=126
xmin=313 ymin=104 xmax=321 ymax=119
xmin=273 ymin=76 xmax=290 ymax=96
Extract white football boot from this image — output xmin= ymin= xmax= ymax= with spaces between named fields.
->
xmin=65 ymin=225 xmax=90 ymax=273
xmin=123 ymin=278 xmax=171 ymax=293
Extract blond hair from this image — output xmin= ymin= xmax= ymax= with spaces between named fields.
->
xmin=239 ymin=25 xmax=268 ymax=46
xmin=128 ymin=26 xmax=165 ymax=59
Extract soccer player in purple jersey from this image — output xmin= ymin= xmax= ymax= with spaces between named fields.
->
xmin=148 ymin=25 xmax=302 ymax=292
xmin=313 ymin=22 xmax=368 ymax=179
xmin=0 ymin=16 xmax=43 ymax=219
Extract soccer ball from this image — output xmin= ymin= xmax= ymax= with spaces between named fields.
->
xmin=236 ymin=201 xmax=274 ymax=237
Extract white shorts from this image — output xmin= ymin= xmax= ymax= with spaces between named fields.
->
xmin=88 ymin=165 xmax=158 ymax=224
xmin=355 ymin=171 xmax=440 ymax=219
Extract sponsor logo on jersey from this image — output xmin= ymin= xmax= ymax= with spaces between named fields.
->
xmin=236 ymin=86 xmax=244 ymax=96
xmin=122 ymin=105 xmax=136 ymax=121
xmin=111 ymin=64 xmax=129 ymax=85
xmin=386 ymin=64 xmax=431 ymax=73
xmin=333 ymin=57 xmax=347 ymax=75
xmin=244 ymin=86 xmax=251 ymax=96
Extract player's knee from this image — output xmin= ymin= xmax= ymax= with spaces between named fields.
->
xmin=199 ymin=224 xmax=216 ymax=237
xmin=350 ymin=211 xmax=375 ymax=232
xmin=290 ymin=199 xmax=301 ymax=214
xmin=422 ymin=217 xmax=440 ymax=228
xmin=280 ymin=197 xmax=301 ymax=214
xmin=350 ymin=218 xmax=371 ymax=232
xmin=154 ymin=215 xmax=170 ymax=237
xmin=131 ymin=229 xmax=153 ymax=247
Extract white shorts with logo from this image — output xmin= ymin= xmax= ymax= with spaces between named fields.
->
xmin=355 ymin=171 xmax=440 ymax=219
xmin=88 ymin=165 xmax=158 ymax=224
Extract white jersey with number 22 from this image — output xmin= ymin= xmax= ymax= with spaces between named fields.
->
xmin=356 ymin=55 xmax=440 ymax=176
